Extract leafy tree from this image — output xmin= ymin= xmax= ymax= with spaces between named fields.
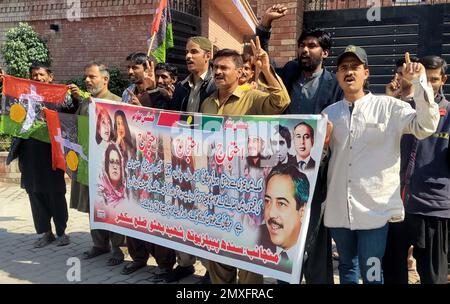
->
xmin=1 ymin=22 xmax=51 ymax=78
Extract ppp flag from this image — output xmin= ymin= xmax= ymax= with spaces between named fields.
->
xmin=0 ymin=75 xmax=67 ymax=142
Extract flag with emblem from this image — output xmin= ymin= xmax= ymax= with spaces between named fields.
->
xmin=44 ymin=109 xmax=89 ymax=185
xmin=149 ymin=0 xmax=174 ymax=63
xmin=0 ymin=75 xmax=67 ymax=142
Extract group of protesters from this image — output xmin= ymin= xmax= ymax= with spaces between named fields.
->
xmin=0 ymin=3 xmax=449 ymax=284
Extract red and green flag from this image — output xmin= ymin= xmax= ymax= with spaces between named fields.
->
xmin=149 ymin=0 xmax=174 ymax=63
xmin=0 ymin=75 xmax=67 ymax=142
xmin=44 ymin=109 xmax=89 ymax=185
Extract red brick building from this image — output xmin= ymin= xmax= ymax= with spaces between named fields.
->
xmin=0 ymin=0 xmax=264 ymax=81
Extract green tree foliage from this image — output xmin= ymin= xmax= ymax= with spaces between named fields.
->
xmin=1 ymin=22 xmax=51 ymax=78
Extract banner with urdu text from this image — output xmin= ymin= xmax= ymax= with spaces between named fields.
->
xmin=89 ymin=99 xmax=326 ymax=283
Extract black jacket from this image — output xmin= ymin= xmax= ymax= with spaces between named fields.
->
xmin=169 ymin=66 xmax=216 ymax=112
xmin=256 ymin=26 xmax=343 ymax=115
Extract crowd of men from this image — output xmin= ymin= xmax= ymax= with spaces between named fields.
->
xmin=0 ymin=3 xmax=449 ymax=284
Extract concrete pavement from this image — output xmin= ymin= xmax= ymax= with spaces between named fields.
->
xmin=0 ymin=182 xmax=208 ymax=284
xmin=0 ymin=181 xmax=339 ymax=284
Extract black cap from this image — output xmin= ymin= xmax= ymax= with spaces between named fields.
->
xmin=337 ymin=45 xmax=368 ymax=66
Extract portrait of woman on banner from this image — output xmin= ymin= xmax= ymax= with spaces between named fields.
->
xmin=113 ymin=110 xmax=137 ymax=163
xmin=113 ymin=110 xmax=137 ymax=199
xmin=97 ymin=143 xmax=125 ymax=207
xmin=95 ymin=107 xmax=115 ymax=150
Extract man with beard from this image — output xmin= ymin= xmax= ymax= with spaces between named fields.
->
xmin=118 ymin=53 xmax=176 ymax=279
xmin=256 ymin=4 xmax=342 ymax=283
xmin=68 ymin=62 xmax=127 ymax=267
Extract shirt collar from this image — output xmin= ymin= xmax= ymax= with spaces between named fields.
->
xmin=97 ymin=90 xmax=112 ymax=99
xmin=275 ymin=243 xmax=299 ymax=261
xmin=301 ymin=68 xmax=323 ymax=81
xmin=435 ymin=93 xmax=444 ymax=104
xmin=212 ymin=85 xmax=244 ymax=106
xmin=344 ymin=92 xmax=372 ymax=109
xmin=188 ymin=70 xmax=208 ymax=88
xmin=296 ymin=155 xmax=311 ymax=166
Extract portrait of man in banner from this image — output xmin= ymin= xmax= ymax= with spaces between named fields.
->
xmin=258 ymin=163 xmax=310 ymax=272
xmin=88 ymin=99 xmax=327 ymax=283
xmin=266 ymin=124 xmax=297 ymax=167
xmin=293 ymin=122 xmax=316 ymax=174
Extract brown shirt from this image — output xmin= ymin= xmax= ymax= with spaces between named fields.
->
xmin=200 ymin=75 xmax=290 ymax=115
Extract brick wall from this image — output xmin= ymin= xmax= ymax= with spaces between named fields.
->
xmin=248 ymin=0 xmax=259 ymax=16
xmin=0 ymin=0 xmax=280 ymax=81
xmin=256 ymin=0 xmax=304 ymax=67
xmin=0 ymin=0 xmax=158 ymax=82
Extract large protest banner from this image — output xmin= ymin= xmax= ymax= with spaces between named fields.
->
xmin=89 ymin=99 xmax=326 ymax=283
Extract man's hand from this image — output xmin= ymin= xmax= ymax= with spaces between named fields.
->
xmin=386 ymin=73 xmax=402 ymax=97
xmin=402 ymin=52 xmax=425 ymax=82
xmin=167 ymin=84 xmax=175 ymax=98
xmin=261 ymin=4 xmax=288 ymax=28
xmin=127 ymin=89 xmax=141 ymax=106
xmin=251 ymin=36 xmax=270 ymax=72
xmin=68 ymin=84 xmax=81 ymax=99
xmin=143 ymin=60 xmax=156 ymax=91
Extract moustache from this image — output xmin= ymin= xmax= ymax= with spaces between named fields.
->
xmin=268 ymin=217 xmax=283 ymax=229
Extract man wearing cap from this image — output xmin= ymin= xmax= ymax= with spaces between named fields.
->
xmin=256 ymin=4 xmax=343 ymax=284
xmin=170 ymin=36 xmax=216 ymax=113
xmin=322 ymin=46 xmax=439 ymax=284
xmin=165 ymin=37 xmax=216 ymax=283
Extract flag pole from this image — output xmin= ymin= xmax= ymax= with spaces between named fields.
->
xmin=147 ymin=31 xmax=157 ymax=57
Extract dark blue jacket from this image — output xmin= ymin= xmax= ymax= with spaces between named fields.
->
xmin=405 ymin=96 xmax=450 ymax=219
xmin=169 ymin=66 xmax=216 ymax=112
xmin=256 ymin=26 xmax=343 ymax=115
